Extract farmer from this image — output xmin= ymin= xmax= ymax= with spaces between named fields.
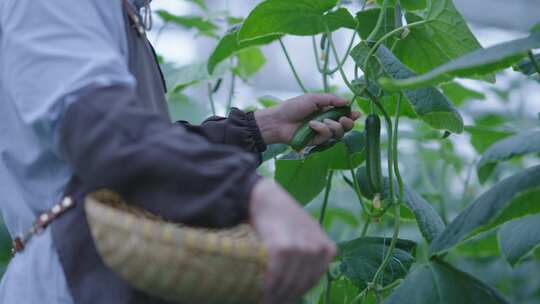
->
xmin=0 ymin=1 xmax=359 ymax=303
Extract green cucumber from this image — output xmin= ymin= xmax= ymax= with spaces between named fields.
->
xmin=365 ymin=114 xmax=382 ymax=194
xmin=290 ymin=106 xmax=351 ymax=151
xmin=356 ymin=166 xmax=375 ymax=200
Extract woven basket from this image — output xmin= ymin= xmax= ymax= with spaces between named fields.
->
xmin=84 ymin=190 xmax=268 ymax=304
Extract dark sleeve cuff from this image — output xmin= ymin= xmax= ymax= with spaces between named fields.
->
xmin=176 ymin=108 xmax=267 ymax=157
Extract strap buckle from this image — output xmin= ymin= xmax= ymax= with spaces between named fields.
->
xmin=11 ymin=197 xmax=75 ymax=256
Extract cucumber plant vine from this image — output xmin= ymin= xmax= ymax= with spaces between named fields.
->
xmin=155 ymin=0 xmax=540 ymax=303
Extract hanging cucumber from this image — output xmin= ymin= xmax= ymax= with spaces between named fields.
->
xmin=290 ymin=106 xmax=351 ymax=151
xmin=356 ymin=166 xmax=375 ymax=200
xmin=365 ymin=114 xmax=383 ymax=194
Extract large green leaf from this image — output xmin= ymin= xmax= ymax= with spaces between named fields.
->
xmin=456 ymin=230 xmax=500 ymax=258
xmin=376 ymin=0 xmax=427 ymax=11
xmin=356 ymin=8 xmax=397 ymax=47
xmin=477 ymin=130 xmax=540 ymax=183
xmin=384 ymin=259 xmax=509 ymax=304
xmin=275 ymin=152 xmax=330 ymax=205
xmin=464 ymin=126 xmax=514 ymax=154
xmin=429 ymin=165 xmax=540 ymax=256
xmin=306 ymin=131 xmax=366 ymax=170
xmin=275 ymin=132 xmax=365 ymax=204
xmin=401 ymin=184 xmax=446 ymax=243
xmin=393 ymin=0 xmax=484 ymax=76
xmin=156 ymin=10 xmax=218 ymax=37
xmin=499 ymin=214 xmax=540 ymax=266
xmin=238 ymin=0 xmax=355 ymax=42
xmin=381 ymin=32 xmax=540 ymax=90
xmin=338 ymin=237 xmax=416 ymax=290
xmin=208 ymin=27 xmax=279 ymax=74
xmin=233 ymin=47 xmax=267 ymax=81
xmin=400 ymin=0 xmax=427 ymax=11
xmin=440 ymin=82 xmax=485 ymax=106
xmin=350 ymin=43 xmax=464 ymax=133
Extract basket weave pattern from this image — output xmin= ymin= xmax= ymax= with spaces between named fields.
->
xmin=84 ymin=190 xmax=267 ymax=304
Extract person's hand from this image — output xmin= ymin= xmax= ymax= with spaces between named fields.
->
xmin=249 ymin=179 xmax=337 ymax=304
xmin=254 ymin=93 xmax=361 ymax=146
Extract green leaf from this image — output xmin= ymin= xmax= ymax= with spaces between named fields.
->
xmin=376 ymin=0 xmax=427 ymax=11
xmin=393 ymin=0 xmax=485 ymax=76
xmin=275 ymin=152 xmax=330 ymax=205
xmin=161 ymin=62 xmax=226 ymax=92
xmin=350 ymin=43 xmax=464 ymax=133
xmin=356 ymin=8 xmax=397 ymax=47
xmin=384 ymin=259 xmax=510 ymax=304
xmin=429 ymin=165 xmax=540 ymax=256
xmin=499 ymin=214 xmax=540 ymax=266
xmin=275 ymin=132 xmax=366 ymax=204
xmin=400 ymin=0 xmax=427 ymax=11
xmin=455 ymin=230 xmax=500 ymax=258
xmin=381 ymin=32 xmax=540 ymax=90
xmin=233 ymin=47 xmax=266 ymax=81
xmin=464 ymin=126 xmax=514 ymax=154
xmin=440 ymin=82 xmax=485 ymax=106
xmin=400 ymin=184 xmax=446 ymax=243
xmin=156 ymin=10 xmax=218 ymax=37
xmin=477 ymin=130 xmax=540 ymax=183
xmin=238 ymin=0 xmax=355 ymax=42
xmin=257 ymin=95 xmax=281 ymax=108
xmin=208 ymin=27 xmax=279 ymax=74
xmin=306 ymin=131 xmax=366 ymax=170
xmin=338 ymin=237 xmax=416 ymax=290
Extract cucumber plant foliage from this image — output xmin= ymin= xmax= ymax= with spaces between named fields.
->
xmin=156 ymin=0 xmax=540 ymax=302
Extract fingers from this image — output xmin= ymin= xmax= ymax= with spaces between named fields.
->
xmin=324 ymin=118 xmax=345 ymax=139
xmin=309 ymin=121 xmax=333 ymax=145
xmin=309 ymin=113 xmax=361 ymax=145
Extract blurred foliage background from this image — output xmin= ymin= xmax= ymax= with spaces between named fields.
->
xmin=0 ymin=1 xmax=539 ymax=303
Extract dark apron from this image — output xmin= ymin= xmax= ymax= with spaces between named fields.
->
xmin=51 ymin=2 xmax=175 ymax=303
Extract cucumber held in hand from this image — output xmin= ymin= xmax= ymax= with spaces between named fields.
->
xmin=365 ymin=114 xmax=383 ymax=194
xmin=290 ymin=106 xmax=351 ymax=151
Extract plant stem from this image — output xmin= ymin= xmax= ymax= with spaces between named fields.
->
xmin=362 ymin=19 xmax=430 ymax=82
xmin=327 ymin=30 xmax=360 ymax=95
xmin=366 ymin=0 xmax=389 ymax=43
xmin=325 ymin=32 xmax=357 ymax=75
xmin=225 ymin=65 xmax=237 ymax=114
xmin=360 ymin=217 xmax=371 ymax=236
xmin=393 ymin=94 xmax=404 ymax=201
xmin=320 ymin=171 xmax=334 ymax=304
xmin=324 ymin=273 xmax=333 ymax=304
xmin=371 ymin=204 xmax=401 ymax=287
xmin=459 ymin=159 xmax=476 ymax=207
xmin=349 ymin=165 xmax=371 ymax=216
xmin=206 ymin=83 xmax=217 ymax=116
xmin=379 ymin=279 xmax=404 ymax=292
xmin=322 ymin=37 xmax=331 ymax=92
xmin=319 ymin=170 xmax=334 ymax=224
xmin=279 ymin=38 xmax=308 ymax=93
xmin=437 ymin=162 xmax=449 ymax=225
xmin=312 ymin=36 xmax=324 ymax=73
xmin=528 ymin=50 xmax=540 ymax=76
